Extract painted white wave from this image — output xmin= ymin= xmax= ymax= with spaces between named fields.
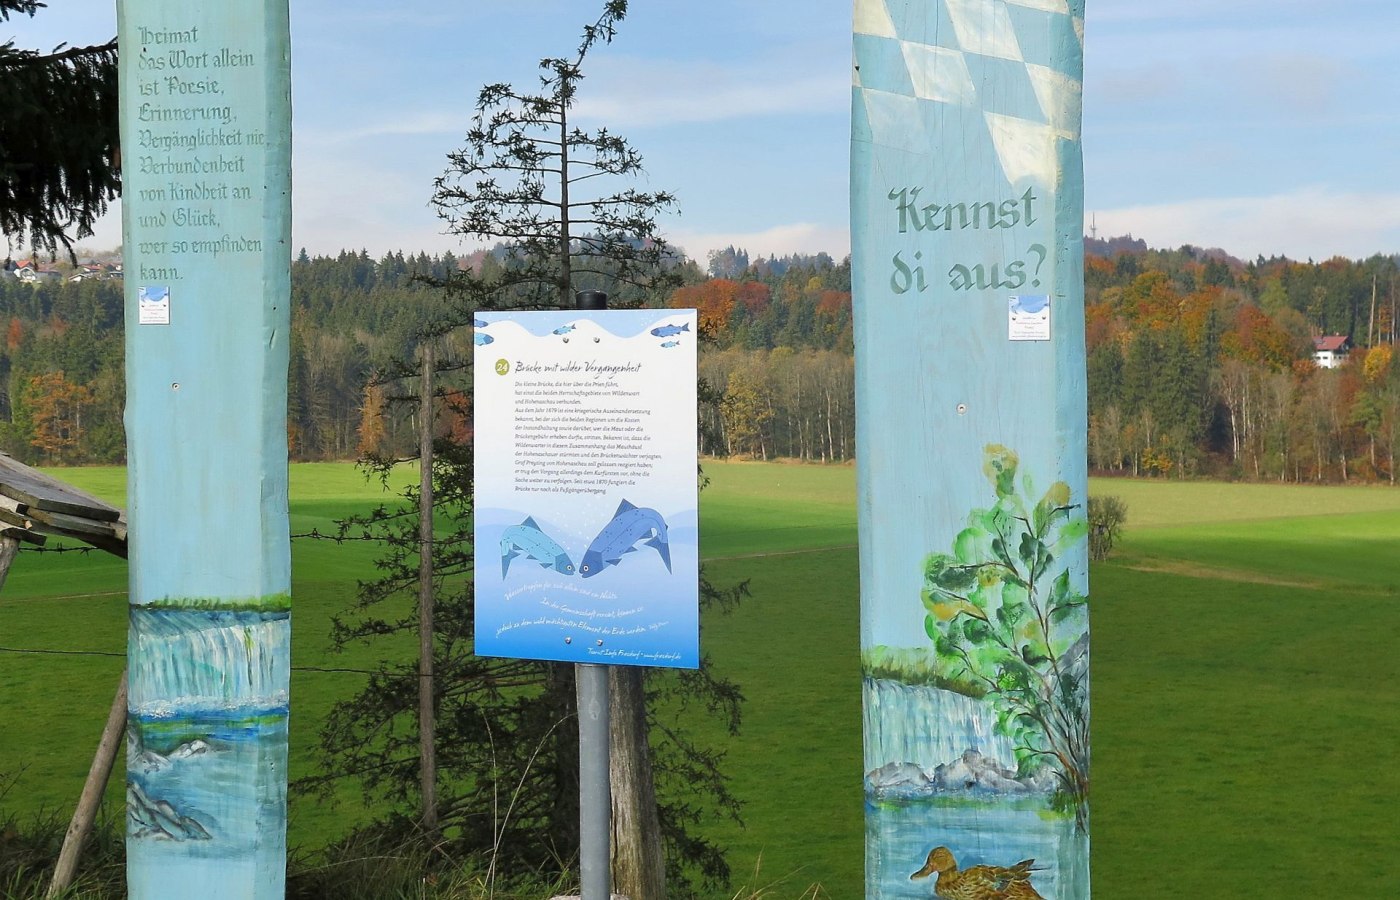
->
xmin=863 ymin=678 xmax=1018 ymax=774
xmin=128 ymin=610 xmax=289 ymax=716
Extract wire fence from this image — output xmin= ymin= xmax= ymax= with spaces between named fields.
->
xmin=15 ymin=530 xmax=401 ymax=554
xmin=3 ymin=531 xmax=446 ymax=677
xmin=0 ymin=645 xmax=426 ymax=678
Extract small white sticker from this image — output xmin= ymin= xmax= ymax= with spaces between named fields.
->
xmin=139 ymin=286 xmax=170 ymax=325
xmin=1009 ymin=294 xmax=1050 ymax=341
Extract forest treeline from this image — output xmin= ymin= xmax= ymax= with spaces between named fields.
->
xmin=1081 ymin=241 xmax=1399 ymax=482
xmin=3 ymin=240 xmax=1398 ymax=483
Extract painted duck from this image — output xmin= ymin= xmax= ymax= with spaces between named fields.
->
xmin=910 ymin=846 xmax=1045 ymax=900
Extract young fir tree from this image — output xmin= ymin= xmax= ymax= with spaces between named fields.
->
xmin=304 ymin=4 xmax=746 ymax=896
xmin=431 ymin=0 xmax=677 ymax=309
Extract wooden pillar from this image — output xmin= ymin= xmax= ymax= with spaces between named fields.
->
xmin=0 ymin=533 xmax=20 ymax=592
xmin=852 ymin=1 xmax=1090 ymax=897
xmin=608 ymin=666 xmax=665 ymax=900
xmin=418 ymin=342 xmax=438 ymax=833
xmin=118 ymin=2 xmax=292 ymax=896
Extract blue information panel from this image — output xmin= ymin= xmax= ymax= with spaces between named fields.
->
xmin=473 ymin=309 xmax=699 ymax=668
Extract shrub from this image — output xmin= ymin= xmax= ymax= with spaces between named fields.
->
xmin=1088 ymin=495 xmax=1127 ymax=561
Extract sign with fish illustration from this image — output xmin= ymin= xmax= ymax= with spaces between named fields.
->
xmin=852 ymin=1 xmax=1090 ymax=897
xmin=473 ymin=309 xmax=699 ymax=668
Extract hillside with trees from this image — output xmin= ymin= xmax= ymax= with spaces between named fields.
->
xmin=1 ymin=238 xmax=1397 ymax=483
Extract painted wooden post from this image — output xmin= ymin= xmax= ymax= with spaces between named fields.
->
xmin=117 ymin=2 xmax=292 ymax=896
xmin=851 ymin=1 xmax=1089 ymax=897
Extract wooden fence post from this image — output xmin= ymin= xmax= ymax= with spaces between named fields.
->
xmin=46 ymin=671 xmax=128 ymax=899
xmin=419 ymin=341 xmax=438 ymax=834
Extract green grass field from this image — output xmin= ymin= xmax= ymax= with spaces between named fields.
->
xmin=3 ymin=462 xmax=1399 ymax=897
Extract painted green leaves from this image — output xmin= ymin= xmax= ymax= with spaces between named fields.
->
xmin=920 ymin=444 xmax=1090 ymax=827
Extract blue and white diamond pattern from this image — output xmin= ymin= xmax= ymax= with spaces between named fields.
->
xmin=854 ymin=0 xmax=1083 ymax=186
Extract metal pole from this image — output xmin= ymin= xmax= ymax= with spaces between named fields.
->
xmin=577 ymin=662 xmax=611 ymax=899
xmin=573 ymin=290 xmax=611 ymax=900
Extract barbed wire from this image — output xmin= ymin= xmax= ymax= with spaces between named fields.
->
xmin=0 ymin=645 xmax=124 ymax=658
xmin=290 ymin=530 xmax=398 ymax=543
xmin=12 ymin=530 xmax=399 ymax=552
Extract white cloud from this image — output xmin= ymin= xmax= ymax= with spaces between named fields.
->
xmin=1090 ymin=0 xmax=1321 ymax=25
xmin=33 ymin=202 xmax=124 ymax=256
xmin=574 ymin=57 xmax=847 ymax=128
xmin=299 ymin=112 xmax=464 ymax=146
xmin=666 ymin=222 xmax=850 ymax=265
xmin=291 ymin=156 xmax=459 ymax=255
xmin=1091 ymin=188 xmax=1400 ymax=261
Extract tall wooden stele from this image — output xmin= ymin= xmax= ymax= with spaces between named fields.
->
xmin=852 ymin=1 xmax=1090 ymax=897
xmin=118 ymin=2 xmax=292 ymax=896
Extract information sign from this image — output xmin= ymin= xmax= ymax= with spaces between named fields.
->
xmin=474 ymin=309 xmax=699 ymax=668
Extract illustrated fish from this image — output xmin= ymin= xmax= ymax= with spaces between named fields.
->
xmin=500 ymin=517 xmax=574 ymax=577
xmin=475 ymin=331 xmax=494 ymax=346
xmin=580 ymin=500 xmax=671 ymax=577
xmin=552 ymin=324 xmax=577 ymax=335
xmin=474 ymin=317 xmax=488 ymax=327
xmin=650 ymin=322 xmax=690 ymax=338
xmin=660 ymin=340 xmax=680 ymax=348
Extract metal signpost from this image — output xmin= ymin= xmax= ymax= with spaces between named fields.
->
xmin=575 ymin=290 xmax=611 ymax=900
xmin=118 ymin=1 xmax=292 ymax=895
xmin=473 ymin=298 xmax=700 ymax=898
xmin=852 ymin=0 xmax=1091 ymax=896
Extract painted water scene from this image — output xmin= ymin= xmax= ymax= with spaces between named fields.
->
xmin=6 ymin=0 xmax=1400 ymax=898
xmin=863 ymin=448 xmax=1089 ymax=899
xmin=124 ymin=604 xmax=290 ymax=894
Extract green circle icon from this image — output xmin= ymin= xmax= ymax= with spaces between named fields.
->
xmin=495 ymin=358 xmax=509 ymax=376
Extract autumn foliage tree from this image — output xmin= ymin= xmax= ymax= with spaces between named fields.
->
xmin=25 ymin=370 xmax=90 ymax=462
xmin=355 ymin=382 xmax=388 ymax=457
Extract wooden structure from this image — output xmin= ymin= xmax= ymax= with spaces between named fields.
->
xmin=0 ymin=453 xmax=129 ymax=898
xmin=0 ymin=453 xmax=127 ymax=559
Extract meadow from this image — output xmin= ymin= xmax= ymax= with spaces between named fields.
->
xmin=2 ymin=461 xmax=1399 ymax=897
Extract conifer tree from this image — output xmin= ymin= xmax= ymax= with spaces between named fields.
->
xmin=307 ymin=5 xmax=745 ymax=896
xmin=1 ymin=1 xmax=119 ymax=258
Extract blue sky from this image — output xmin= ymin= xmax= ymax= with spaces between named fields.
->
xmin=14 ymin=0 xmax=1400 ymax=263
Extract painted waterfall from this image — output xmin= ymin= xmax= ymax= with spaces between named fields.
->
xmin=127 ymin=606 xmax=289 ymax=890
xmin=851 ymin=0 xmax=1089 ymax=897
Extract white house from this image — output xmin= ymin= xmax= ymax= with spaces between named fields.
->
xmin=1312 ymin=334 xmax=1352 ymax=369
